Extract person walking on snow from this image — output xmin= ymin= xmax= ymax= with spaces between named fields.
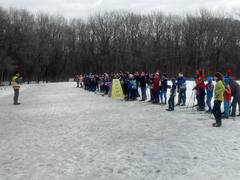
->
xmin=212 ymin=72 xmax=225 ymax=127
xmin=11 ymin=71 xmax=22 ymax=105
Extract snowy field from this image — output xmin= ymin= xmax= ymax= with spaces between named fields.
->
xmin=1 ymin=82 xmax=240 ymax=180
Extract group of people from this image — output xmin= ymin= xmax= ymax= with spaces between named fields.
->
xmin=10 ymin=69 xmax=240 ymax=128
xmin=194 ymin=70 xmax=240 ymax=126
xmin=76 ymin=69 xmax=240 ymax=127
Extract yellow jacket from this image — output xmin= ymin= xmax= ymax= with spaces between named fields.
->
xmin=214 ymin=80 xmax=225 ymax=101
xmin=11 ymin=76 xmax=20 ymax=89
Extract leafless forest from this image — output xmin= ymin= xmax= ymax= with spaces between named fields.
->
xmin=0 ymin=7 xmax=240 ymax=82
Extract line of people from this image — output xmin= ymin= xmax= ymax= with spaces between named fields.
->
xmin=75 ymin=71 xmax=186 ymax=111
xmin=75 ymin=69 xmax=240 ymax=127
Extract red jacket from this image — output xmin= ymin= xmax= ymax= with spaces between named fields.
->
xmin=195 ymin=77 xmax=205 ymax=95
xmin=153 ymin=78 xmax=160 ymax=91
xmin=224 ymin=86 xmax=232 ymax=101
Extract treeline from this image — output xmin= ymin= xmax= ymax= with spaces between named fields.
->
xmin=0 ymin=7 xmax=240 ymax=83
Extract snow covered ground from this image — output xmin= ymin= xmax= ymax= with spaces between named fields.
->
xmin=1 ymin=82 xmax=240 ymax=180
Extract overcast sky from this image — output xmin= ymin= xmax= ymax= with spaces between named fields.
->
xmin=0 ymin=0 xmax=239 ymax=19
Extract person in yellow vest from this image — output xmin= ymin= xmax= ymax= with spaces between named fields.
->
xmin=11 ymin=71 xmax=22 ymax=105
xmin=212 ymin=72 xmax=225 ymax=127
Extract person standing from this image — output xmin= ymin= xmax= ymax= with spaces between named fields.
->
xmin=161 ymin=74 xmax=168 ymax=104
xmin=206 ymin=77 xmax=214 ymax=113
xmin=194 ymin=70 xmax=205 ymax=109
xmin=176 ymin=73 xmax=187 ymax=106
xmin=11 ymin=71 xmax=22 ymax=105
xmin=76 ymin=75 xmax=80 ymax=88
xmin=166 ymin=79 xmax=177 ymax=111
xmin=152 ymin=73 xmax=160 ymax=104
xmin=229 ymin=77 xmax=240 ymax=117
xmin=222 ymin=76 xmax=232 ymax=119
xmin=212 ymin=72 xmax=225 ymax=127
xmin=129 ymin=74 xmax=137 ymax=100
xmin=139 ymin=72 xmax=147 ymax=101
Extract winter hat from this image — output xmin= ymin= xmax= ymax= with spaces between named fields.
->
xmin=129 ymin=74 xmax=134 ymax=79
xmin=226 ymin=69 xmax=232 ymax=77
xmin=207 ymin=76 xmax=213 ymax=82
xmin=178 ymin=73 xmax=183 ymax=77
xmin=163 ymin=74 xmax=167 ymax=78
xmin=214 ymin=72 xmax=223 ymax=80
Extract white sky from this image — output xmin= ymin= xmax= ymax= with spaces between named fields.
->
xmin=0 ymin=0 xmax=239 ymax=19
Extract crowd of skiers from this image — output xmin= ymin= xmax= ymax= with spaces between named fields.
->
xmin=75 ymin=69 xmax=240 ymax=127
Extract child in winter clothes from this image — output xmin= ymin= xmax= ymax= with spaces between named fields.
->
xmin=223 ymin=76 xmax=232 ymax=119
xmin=195 ymin=70 xmax=206 ymax=111
xmin=128 ymin=74 xmax=137 ymax=100
xmin=139 ymin=72 xmax=147 ymax=101
xmin=152 ymin=73 xmax=160 ymax=104
xmin=212 ymin=72 xmax=225 ymax=127
xmin=160 ymin=74 xmax=168 ymax=104
xmin=176 ymin=73 xmax=187 ymax=106
xmin=206 ymin=77 xmax=214 ymax=113
xmin=196 ymin=79 xmax=206 ymax=111
xmin=166 ymin=79 xmax=177 ymax=111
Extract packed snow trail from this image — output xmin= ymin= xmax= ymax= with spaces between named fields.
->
xmin=1 ymin=82 xmax=240 ymax=180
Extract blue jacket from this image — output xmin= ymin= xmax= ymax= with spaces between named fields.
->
xmin=177 ymin=77 xmax=186 ymax=92
xmin=206 ymin=83 xmax=214 ymax=98
xmin=129 ymin=79 xmax=137 ymax=90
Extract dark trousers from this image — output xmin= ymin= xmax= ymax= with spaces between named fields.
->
xmin=153 ymin=90 xmax=159 ymax=103
xmin=150 ymin=89 xmax=154 ymax=101
xmin=14 ymin=89 xmax=19 ymax=104
xmin=105 ymin=86 xmax=109 ymax=95
xmin=231 ymin=96 xmax=240 ymax=116
xmin=212 ymin=100 xmax=222 ymax=125
xmin=178 ymin=90 xmax=186 ymax=105
xmin=168 ymin=95 xmax=175 ymax=110
xmin=130 ymin=89 xmax=137 ymax=100
xmin=198 ymin=90 xmax=205 ymax=109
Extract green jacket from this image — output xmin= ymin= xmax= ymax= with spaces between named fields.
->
xmin=214 ymin=80 xmax=225 ymax=101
